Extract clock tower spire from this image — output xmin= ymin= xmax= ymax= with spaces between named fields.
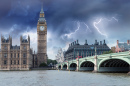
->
xmin=37 ymin=5 xmax=47 ymax=66
xmin=40 ymin=3 xmax=44 ymax=13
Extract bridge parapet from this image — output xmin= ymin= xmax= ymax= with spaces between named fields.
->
xmin=57 ymin=51 xmax=130 ymax=73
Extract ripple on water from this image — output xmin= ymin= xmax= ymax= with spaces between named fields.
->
xmin=0 ymin=70 xmax=129 ymax=86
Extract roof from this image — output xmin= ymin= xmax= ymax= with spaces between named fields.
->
xmin=118 ymin=43 xmax=130 ymax=50
xmin=68 ymin=44 xmax=110 ymax=50
xmin=22 ymin=39 xmax=28 ymax=43
xmin=2 ymin=38 xmax=9 ymax=43
xmin=65 ymin=44 xmax=110 ymax=54
xmin=40 ymin=5 xmax=44 ymax=14
xmin=11 ymin=45 xmax=20 ymax=50
xmin=39 ymin=17 xmax=46 ymax=22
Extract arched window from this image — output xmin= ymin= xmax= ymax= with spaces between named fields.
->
xmin=4 ymin=46 xmax=7 ymax=50
xmin=23 ymin=53 xmax=26 ymax=58
xmin=24 ymin=46 xmax=26 ymax=49
xmin=23 ymin=60 xmax=26 ymax=64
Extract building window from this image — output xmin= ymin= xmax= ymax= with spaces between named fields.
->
xmin=18 ymin=53 xmax=19 ymax=58
xmin=4 ymin=53 xmax=7 ymax=58
xmin=18 ymin=60 xmax=19 ymax=65
xmin=14 ymin=53 xmax=16 ymax=58
xmin=23 ymin=60 xmax=26 ymax=64
xmin=14 ymin=60 xmax=16 ymax=64
xmin=4 ymin=60 xmax=7 ymax=65
xmin=35 ymin=61 xmax=37 ymax=65
xmin=23 ymin=53 xmax=26 ymax=58
xmin=11 ymin=53 xmax=12 ymax=58
xmin=11 ymin=60 xmax=12 ymax=64
xmin=24 ymin=46 xmax=26 ymax=49
xmin=4 ymin=46 xmax=7 ymax=50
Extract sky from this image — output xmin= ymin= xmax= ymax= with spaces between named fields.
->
xmin=0 ymin=0 xmax=130 ymax=59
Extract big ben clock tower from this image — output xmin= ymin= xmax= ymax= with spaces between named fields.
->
xmin=37 ymin=7 xmax=47 ymax=66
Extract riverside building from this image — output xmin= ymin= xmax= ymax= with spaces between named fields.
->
xmin=64 ymin=40 xmax=110 ymax=61
xmin=0 ymin=7 xmax=47 ymax=70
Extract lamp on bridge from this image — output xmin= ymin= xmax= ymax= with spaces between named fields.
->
xmin=95 ymin=47 xmax=97 ymax=56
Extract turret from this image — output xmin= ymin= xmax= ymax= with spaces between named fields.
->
xmin=84 ymin=40 xmax=88 ymax=45
xmin=100 ymin=41 xmax=102 ymax=45
xmin=1 ymin=35 xmax=12 ymax=51
xmin=1 ymin=34 xmax=3 ymax=43
xmin=75 ymin=41 xmax=76 ymax=45
xmin=95 ymin=40 xmax=98 ymax=45
xmin=73 ymin=42 xmax=74 ymax=46
xmin=38 ymin=4 xmax=46 ymax=24
xmin=20 ymin=35 xmax=22 ymax=43
xmin=103 ymin=40 xmax=106 ymax=45
xmin=28 ymin=35 xmax=30 ymax=45
xmin=76 ymin=40 xmax=79 ymax=45
xmin=127 ymin=40 xmax=129 ymax=44
xmin=69 ymin=44 xmax=70 ymax=47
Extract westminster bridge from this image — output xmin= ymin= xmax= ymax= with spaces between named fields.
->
xmin=57 ymin=51 xmax=130 ymax=73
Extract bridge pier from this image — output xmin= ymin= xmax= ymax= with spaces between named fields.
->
xmin=67 ymin=61 xmax=69 ymax=70
xmin=128 ymin=66 xmax=130 ymax=75
xmin=76 ymin=58 xmax=79 ymax=71
xmin=61 ymin=64 xmax=63 ymax=70
xmin=93 ymin=55 xmax=98 ymax=73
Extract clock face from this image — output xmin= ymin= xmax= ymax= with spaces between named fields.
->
xmin=40 ymin=26 xmax=45 ymax=31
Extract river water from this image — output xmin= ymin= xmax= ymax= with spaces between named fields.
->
xmin=0 ymin=70 xmax=129 ymax=86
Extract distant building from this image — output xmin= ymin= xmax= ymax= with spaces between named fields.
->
xmin=111 ymin=46 xmax=116 ymax=53
xmin=64 ymin=40 xmax=110 ymax=61
xmin=55 ymin=48 xmax=65 ymax=63
xmin=115 ymin=40 xmax=130 ymax=53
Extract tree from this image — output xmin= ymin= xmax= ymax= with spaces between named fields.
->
xmin=103 ymin=50 xmax=113 ymax=54
xmin=39 ymin=62 xmax=47 ymax=67
xmin=47 ymin=59 xmax=57 ymax=65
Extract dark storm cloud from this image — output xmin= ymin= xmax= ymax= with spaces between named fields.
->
xmin=0 ymin=0 xmax=130 ymax=59
xmin=44 ymin=0 xmax=130 ymax=37
xmin=0 ymin=0 xmax=130 ymax=35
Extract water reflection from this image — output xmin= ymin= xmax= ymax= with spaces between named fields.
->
xmin=0 ymin=70 xmax=129 ymax=86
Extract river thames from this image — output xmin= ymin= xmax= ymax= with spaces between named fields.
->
xmin=0 ymin=70 xmax=129 ymax=86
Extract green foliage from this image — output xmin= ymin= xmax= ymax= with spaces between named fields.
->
xmin=39 ymin=62 xmax=47 ymax=67
xmin=103 ymin=50 xmax=113 ymax=54
xmin=47 ymin=59 xmax=57 ymax=65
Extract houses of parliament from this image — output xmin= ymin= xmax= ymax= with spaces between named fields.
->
xmin=0 ymin=8 xmax=47 ymax=70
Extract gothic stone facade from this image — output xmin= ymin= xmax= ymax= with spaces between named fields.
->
xmin=0 ymin=36 xmax=33 ymax=70
xmin=36 ymin=7 xmax=47 ymax=66
xmin=0 ymin=8 xmax=47 ymax=70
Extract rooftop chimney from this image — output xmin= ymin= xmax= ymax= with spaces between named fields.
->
xmin=77 ymin=40 xmax=79 ymax=45
xmin=95 ymin=40 xmax=97 ymax=43
xmin=117 ymin=40 xmax=119 ymax=45
xmin=85 ymin=40 xmax=88 ymax=45
xmin=127 ymin=40 xmax=129 ymax=44
xmin=97 ymin=42 xmax=99 ymax=45
xmin=104 ymin=40 xmax=106 ymax=44
xmin=73 ymin=42 xmax=74 ymax=45
xmin=100 ymin=41 xmax=102 ymax=45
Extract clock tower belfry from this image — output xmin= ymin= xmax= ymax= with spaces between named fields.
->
xmin=37 ymin=6 xmax=47 ymax=66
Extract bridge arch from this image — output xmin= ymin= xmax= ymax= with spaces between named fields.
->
xmin=98 ymin=58 xmax=129 ymax=72
xmin=62 ymin=64 xmax=67 ymax=70
xmin=58 ymin=65 xmax=61 ymax=70
xmin=69 ymin=63 xmax=77 ymax=71
xmin=79 ymin=61 xmax=94 ymax=71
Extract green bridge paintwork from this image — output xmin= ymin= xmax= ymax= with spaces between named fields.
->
xmin=57 ymin=51 xmax=130 ymax=72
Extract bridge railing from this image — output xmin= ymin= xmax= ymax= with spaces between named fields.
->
xmin=63 ymin=51 xmax=130 ymax=63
